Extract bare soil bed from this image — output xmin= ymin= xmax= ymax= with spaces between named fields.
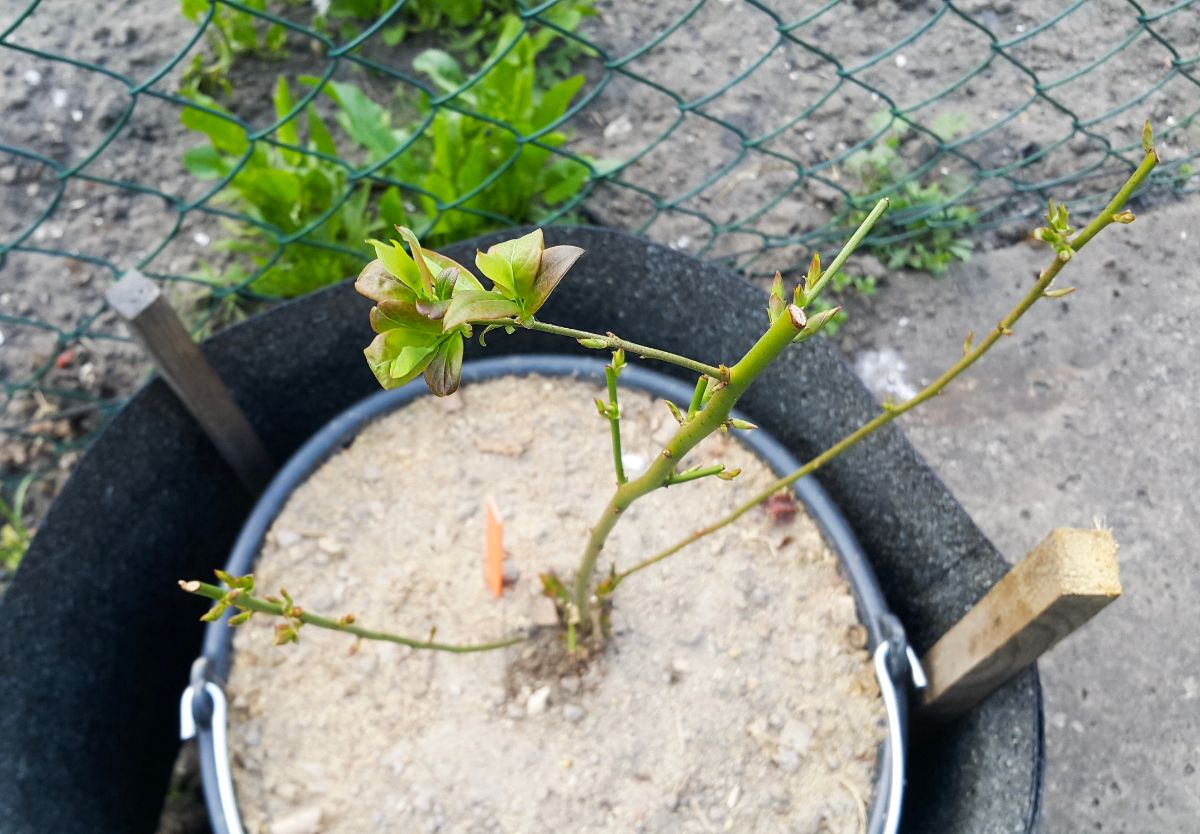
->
xmin=224 ymin=374 xmax=885 ymax=834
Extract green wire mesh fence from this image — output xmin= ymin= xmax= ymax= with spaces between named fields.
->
xmin=1 ymin=0 xmax=1197 ymax=506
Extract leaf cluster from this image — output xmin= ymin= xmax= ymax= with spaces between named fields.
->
xmin=357 ymin=227 xmax=582 ymax=395
xmin=1033 ymin=199 xmax=1075 ymax=262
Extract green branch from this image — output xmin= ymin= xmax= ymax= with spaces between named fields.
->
xmin=180 ymin=580 xmax=523 ymax=654
xmin=610 ymin=142 xmax=1159 ymax=590
xmin=804 ymin=198 xmax=890 ymax=305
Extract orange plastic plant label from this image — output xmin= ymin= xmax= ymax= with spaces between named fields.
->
xmin=485 ymin=497 xmax=504 ymax=598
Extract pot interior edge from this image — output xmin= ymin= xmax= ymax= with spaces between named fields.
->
xmin=198 ymin=353 xmax=906 ymax=834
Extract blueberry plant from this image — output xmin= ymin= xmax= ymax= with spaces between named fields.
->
xmin=183 ymin=126 xmax=1160 ymax=655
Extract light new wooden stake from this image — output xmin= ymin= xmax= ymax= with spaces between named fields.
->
xmin=921 ymin=527 xmax=1121 ymax=720
xmin=106 ymin=270 xmax=273 ymax=494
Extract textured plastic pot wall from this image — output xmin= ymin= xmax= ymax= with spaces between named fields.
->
xmin=0 ymin=227 xmax=1042 ymax=834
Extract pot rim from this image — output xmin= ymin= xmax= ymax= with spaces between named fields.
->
xmin=183 ymin=354 xmax=919 ymax=834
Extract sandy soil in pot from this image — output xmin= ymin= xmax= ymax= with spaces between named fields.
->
xmin=225 ymin=373 xmax=885 ymax=834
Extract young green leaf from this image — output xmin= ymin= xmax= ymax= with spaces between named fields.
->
xmin=363 ymin=329 xmax=439 ymax=389
xmin=367 ymin=239 xmax=425 ymax=296
xmin=425 ymin=250 xmax=483 ymax=291
xmin=370 ymin=300 xmax=445 ymax=334
xmin=475 ymin=249 xmax=516 ymax=297
xmin=356 ymin=259 xmax=418 ymax=304
xmin=423 ymin=333 xmax=465 ymax=396
xmin=485 ymin=229 xmax=544 ymax=302
xmin=527 ymin=244 xmax=584 ymax=313
xmin=395 ymin=226 xmax=438 ymax=295
xmin=442 ymin=289 xmax=522 ymax=330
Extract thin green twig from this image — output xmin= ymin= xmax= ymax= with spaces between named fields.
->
xmin=181 ymin=581 xmax=524 ymax=653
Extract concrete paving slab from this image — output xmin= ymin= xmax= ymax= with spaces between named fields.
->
xmin=837 ymin=194 xmax=1200 ymax=832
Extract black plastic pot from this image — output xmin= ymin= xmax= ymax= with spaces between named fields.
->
xmin=0 ymin=226 xmax=1043 ymax=834
xmin=189 ymin=354 xmax=913 ymax=834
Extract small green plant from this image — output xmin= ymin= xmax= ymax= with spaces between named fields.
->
xmin=182 ymin=78 xmax=385 ymax=298
xmin=182 ymin=14 xmax=590 ymax=297
xmin=845 ymin=112 xmax=976 ymax=274
xmin=378 ymin=14 xmax=591 ymax=243
xmin=1172 ymin=160 xmax=1196 ymax=188
xmin=184 ymin=126 xmax=1160 ymax=655
xmin=180 ymin=0 xmax=290 ymax=96
xmin=1 ymin=474 xmax=35 ymax=574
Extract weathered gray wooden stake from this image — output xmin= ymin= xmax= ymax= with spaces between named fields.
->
xmin=106 ymin=271 xmax=274 ymax=494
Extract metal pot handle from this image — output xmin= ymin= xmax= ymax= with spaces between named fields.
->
xmin=180 ymin=658 xmax=245 ymax=834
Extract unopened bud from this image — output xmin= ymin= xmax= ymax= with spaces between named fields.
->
xmin=273 ymin=624 xmax=299 ymax=646
xmin=728 ymin=418 xmax=757 ymax=431
xmin=1044 ymin=286 xmax=1076 ymax=298
xmin=338 ymin=614 xmax=356 ymax=625
xmin=805 ymin=252 xmax=821 ymax=293
xmin=717 ymin=467 xmax=742 ymax=481
xmin=805 ymin=306 xmax=842 ymax=334
xmin=787 ymin=304 xmax=807 ymax=330
xmin=1112 ymin=210 xmax=1135 ymax=224
xmin=577 ymin=337 xmax=608 ymax=349
xmin=665 ymin=400 xmax=685 ymax=425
